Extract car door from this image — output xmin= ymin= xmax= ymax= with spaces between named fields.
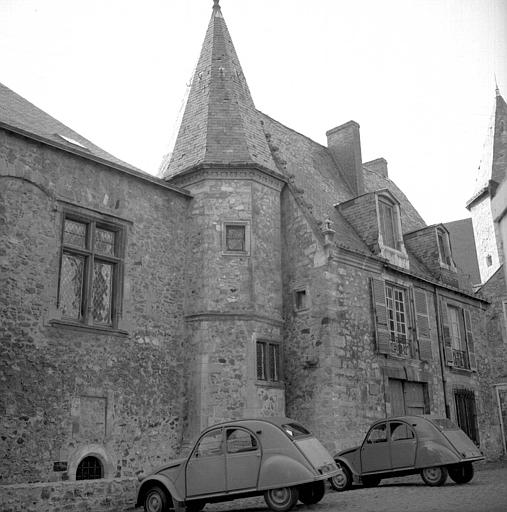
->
xmin=186 ymin=428 xmax=226 ymax=497
xmin=389 ymin=421 xmax=417 ymax=469
xmin=225 ymin=427 xmax=261 ymax=492
xmin=360 ymin=421 xmax=390 ymax=473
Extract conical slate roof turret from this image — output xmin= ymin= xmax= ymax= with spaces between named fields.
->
xmin=163 ymin=0 xmax=277 ymax=179
xmin=469 ymin=86 xmax=507 ymax=203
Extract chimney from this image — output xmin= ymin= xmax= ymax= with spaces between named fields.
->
xmin=326 ymin=121 xmax=365 ymax=196
xmin=364 ymin=158 xmax=388 ymax=178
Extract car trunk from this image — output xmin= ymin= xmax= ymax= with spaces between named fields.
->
xmin=442 ymin=429 xmax=483 ymax=459
xmin=295 ymin=437 xmax=336 ymax=473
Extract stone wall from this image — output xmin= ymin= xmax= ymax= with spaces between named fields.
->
xmin=471 ymin=197 xmax=501 ymax=283
xmin=0 ymin=478 xmax=136 ymax=512
xmin=0 ymin=129 xmax=190 ymax=485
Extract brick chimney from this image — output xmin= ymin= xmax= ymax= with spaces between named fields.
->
xmin=326 ymin=121 xmax=365 ymax=196
xmin=364 ymin=158 xmax=388 ymax=178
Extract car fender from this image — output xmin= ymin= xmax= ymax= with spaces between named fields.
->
xmin=136 ymin=474 xmax=184 ymax=507
xmin=258 ymin=454 xmax=314 ymax=489
xmin=416 ymin=440 xmax=461 ymax=467
xmin=334 ymin=455 xmax=360 ymax=477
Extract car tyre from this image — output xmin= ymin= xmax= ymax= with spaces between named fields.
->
xmin=329 ymin=464 xmax=352 ymax=491
xmin=449 ymin=463 xmax=474 ymax=484
xmin=298 ymin=480 xmax=326 ymax=505
xmin=144 ymin=485 xmax=171 ymax=512
xmin=264 ymin=486 xmax=299 ymax=512
xmin=362 ymin=475 xmax=381 ymax=488
xmin=421 ymin=466 xmax=448 ymax=486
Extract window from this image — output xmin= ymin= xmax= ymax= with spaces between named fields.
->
xmin=222 ymin=222 xmax=250 ymax=255
xmin=448 ymin=306 xmax=469 ymax=369
xmin=225 ymin=225 xmax=245 ymax=251
xmin=366 ymin=423 xmax=387 ymax=443
xmin=390 ymin=422 xmax=415 ymax=442
xmin=294 ymin=289 xmax=308 ymax=311
xmin=378 ymin=197 xmax=399 ymax=249
xmin=195 ymin=429 xmax=223 ymax=457
xmin=256 ymin=340 xmax=281 ymax=383
xmin=385 ymin=283 xmax=409 ymax=357
xmin=226 ymin=429 xmax=258 ymax=453
xmin=76 ymin=456 xmax=103 ymax=480
xmin=59 ymin=214 xmax=124 ymax=328
xmin=486 ymin=255 xmax=493 ymax=267
xmin=437 ymin=229 xmax=453 ymax=266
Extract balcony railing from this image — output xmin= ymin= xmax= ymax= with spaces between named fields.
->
xmin=390 ymin=335 xmax=410 ymax=358
xmin=452 ymin=349 xmax=470 ymax=369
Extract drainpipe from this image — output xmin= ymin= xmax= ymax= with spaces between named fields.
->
xmin=434 ymin=288 xmax=450 ymax=418
xmin=495 ymin=385 xmax=507 ymax=455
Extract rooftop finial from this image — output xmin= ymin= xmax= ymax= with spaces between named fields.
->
xmin=495 ymin=74 xmax=500 ymax=97
xmin=213 ymin=0 xmax=220 ymax=10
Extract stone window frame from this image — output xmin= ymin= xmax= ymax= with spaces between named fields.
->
xmin=256 ymin=339 xmax=283 ymax=386
xmin=384 ymin=281 xmax=412 ymax=358
xmin=67 ymin=444 xmax=113 ymax=481
xmin=294 ymin=287 xmax=309 ymax=312
xmin=221 ymin=221 xmax=251 ymax=256
xmin=53 ymin=207 xmax=127 ymax=333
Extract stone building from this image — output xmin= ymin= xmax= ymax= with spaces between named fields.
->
xmin=1 ymin=1 xmax=506 ymax=510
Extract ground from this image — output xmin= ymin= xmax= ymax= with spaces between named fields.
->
xmin=199 ymin=460 xmax=507 ymax=512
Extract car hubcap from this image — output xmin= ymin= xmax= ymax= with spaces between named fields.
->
xmin=424 ymin=468 xmax=440 ymax=482
xmin=146 ymin=492 xmax=162 ymax=512
xmin=270 ymin=488 xmax=290 ymax=505
xmin=332 ymin=473 xmax=346 ymax=488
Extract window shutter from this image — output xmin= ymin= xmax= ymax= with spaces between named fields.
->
xmin=371 ymin=278 xmax=390 ymax=355
xmin=463 ymin=309 xmax=477 ymax=371
xmin=414 ymin=288 xmax=432 ymax=361
xmin=439 ymin=299 xmax=453 ymax=366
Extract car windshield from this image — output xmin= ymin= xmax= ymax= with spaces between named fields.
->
xmin=431 ymin=418 xmax=459 ymax=431
xmin=282 ymin=423 xmax=311 ymax=438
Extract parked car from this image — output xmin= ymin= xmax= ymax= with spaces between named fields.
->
xmin=330 ymin=415 xmax=484 ymax=492
xmin=136 ymin=417 xmax=340 ymax=512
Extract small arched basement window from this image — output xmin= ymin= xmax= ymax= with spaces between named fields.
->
xmin=76 ymin=455 xmax=103 ymax=480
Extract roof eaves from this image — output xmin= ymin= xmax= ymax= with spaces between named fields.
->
xmin=0 ymin=121 xmax=192 ymax=197
xmin=465 ymin=185 xmax=489 ymax=209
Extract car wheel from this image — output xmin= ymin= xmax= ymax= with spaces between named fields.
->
xmin=421 ymin=466 xmax=448 ymax=486
xmin=264 ymin=486 xmax=299 ymax=512
xmin=329 ymin=464 xmax=352 ymax=491
xmin=144 ymin=485 xmax=170 ymax=512
xmin=362 ymin=475 xmax=381 ymax=488
xmin=298 ymin=480 xmax=326 ymax=505
xmin=449 ymin=463 xmax=474 ymax=484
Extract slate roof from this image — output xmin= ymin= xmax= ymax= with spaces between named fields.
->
xmin=468 ymin=89 xmax=507 ymax=206
xmin=444 ymin=218 xmax=481 ymax=285
xmin=0 ymin=81 xmax=143 ymax=174
xmin=163 ymin=2 xmax=278 ymax=178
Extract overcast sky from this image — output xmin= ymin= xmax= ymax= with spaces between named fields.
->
xmin=1 ymin=0 xmax=506 ymax=225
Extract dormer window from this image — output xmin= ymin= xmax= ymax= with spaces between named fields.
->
xmin=378 ymin=196 xmax=399 ymax=250
xmin=437 ymin=229 xmax=452 ymax=266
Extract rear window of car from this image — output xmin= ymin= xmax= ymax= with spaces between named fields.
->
xmin=282 ymin=423 xmax=311 ymax=438
xmin=431 ymin=418 xmax=459 ymax=431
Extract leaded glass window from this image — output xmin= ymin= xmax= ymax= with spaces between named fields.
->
xmin=59 ymin=214 xmax=123 ymax=328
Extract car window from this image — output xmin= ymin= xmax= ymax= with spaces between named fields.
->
xmin=226 ymin=429 xmax=258 ymax=453
xmin=390 ymin=422 xmax=415 ymax=441
xmin=282 ymin=423 xmax=311 ymax=438
xmin=366 ymin=423 xmax=387 ymax=443
xmin=195 ymin=429 xmax=223 ymax=457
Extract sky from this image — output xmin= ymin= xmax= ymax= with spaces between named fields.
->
xmin=1 ymin=0 xmax=506 ymax=225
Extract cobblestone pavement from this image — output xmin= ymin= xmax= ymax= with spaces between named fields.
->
xmin=203 ymin=461 xmax=507 ymax=512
